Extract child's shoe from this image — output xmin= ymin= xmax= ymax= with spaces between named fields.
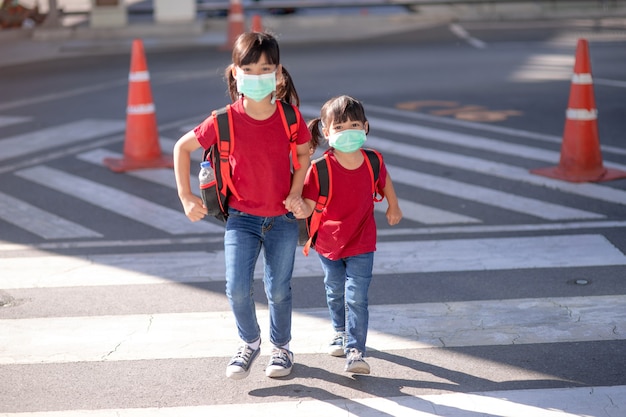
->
xmin=345 ymin=348 xmax=370 ymax=374
xmin=328 ymin=331 xmax=346 ymax=357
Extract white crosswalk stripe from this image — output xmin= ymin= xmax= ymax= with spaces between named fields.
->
xmin=13 ymin=165 xmax=223 ymax=235
xmin=1 ymin=114 xmax=625 ymax=416
xmin=2 ymin=235 xmax=623 ymax=289
xmin=0 ymin=191 xmax=102 ymax=239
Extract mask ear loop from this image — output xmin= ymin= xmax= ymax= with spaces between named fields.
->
xmin=270 ymin=91 xmax=276 ymax=104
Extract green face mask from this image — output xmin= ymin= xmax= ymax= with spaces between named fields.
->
xmin=235 ymin=70 xmax=276 ymax=102
xmin=328 ymin=129 xmax=367 ymax=153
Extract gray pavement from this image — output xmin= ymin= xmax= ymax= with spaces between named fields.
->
xmin=1 ymin=1 xmax=625 ymax=68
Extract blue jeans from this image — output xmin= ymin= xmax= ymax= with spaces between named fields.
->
xmin=224 ymin=208 xmax=298 ymax=347
xmin=318 ymin=252 xmax=374 ymax=355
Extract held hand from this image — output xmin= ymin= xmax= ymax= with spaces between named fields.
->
xmin=386 ymin=205 xmax=403 ymax=226
xmin=284 ymin=194 xmax=312 ymax=219
xmin=180 ymin=193 xmax=208 ymax=222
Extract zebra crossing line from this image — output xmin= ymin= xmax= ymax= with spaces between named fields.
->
xmin=1 ymin=115 xmax=624 ymax=240
xmin=1 ymin=117 xmax=625 ymax=416
xmin=2 ymin=235 xmax=624 ymax=289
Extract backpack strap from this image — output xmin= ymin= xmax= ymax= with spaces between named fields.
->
xmin=362 ymin=148 xmax=384 ymax=202
xmin=206 ymin=104 xmax=242 ymax=202
xmin=276 ymin=100 xmax=301 ymax=170
xmin=303 ymin=152 xmax=332 ymax=256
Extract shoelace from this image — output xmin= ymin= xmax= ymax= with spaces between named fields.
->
xmin=269 ymin=348 xmax=289 ymax=366
xmin=348 ymin=349 xmax=363 ymax=361
xmin=233 ymin=345 xmax=253 ymax=364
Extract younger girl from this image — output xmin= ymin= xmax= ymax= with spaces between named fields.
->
xmin=173 ymin=32 xmax=311 ymax=380
xmin=296 ymin=95 xmax=402 ymax=374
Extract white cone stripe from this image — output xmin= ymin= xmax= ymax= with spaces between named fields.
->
xmin=571 ymin=73 xmax=593 ymax=84
xmin=370 ymin=135 xmax=626 ymax=206
xmin=0 ymin=294 xmax=623 ymax=364
xmin=127 ymin=103 xmax=155 ymax=115
xmin=14 ymin=166 xmax=223 ymax=235
xmin=1 ymin=235 xmax=623 ymax=289
xmin=566 ymin=108 xmax=598 ymax=120
xmin=0 ymin=386 xmax=623 ymax=417
xmin=128 ymin=71 xmax=150 ymax=82
xmin=0 ymin=192 xmax=102 ymax=239
xmin=0 ymin=119 xmax=125 ymax=162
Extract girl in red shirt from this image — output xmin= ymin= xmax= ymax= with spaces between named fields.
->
xmin=174 ymin=32 xmax=311 ymax=380
xmin=298 ymin=95 xmax=402 ymax=374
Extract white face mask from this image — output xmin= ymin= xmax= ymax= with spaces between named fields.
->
xmin=328 ymin=129 xmax=367 ymax=153
xmin=235 ymin=69 xmax=276 ymax=102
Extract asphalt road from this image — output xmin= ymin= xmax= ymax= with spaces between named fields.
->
xmin=1 ymin=19 xmax=625 ymax=416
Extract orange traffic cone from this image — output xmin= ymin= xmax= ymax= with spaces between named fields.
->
xmin=251 ymin=14 xmax=262 ymax=32
xmin=104 ymin=39 xmax=173 ymax=173
xmin=531 ymin=39 xmax=626 ymax=182
xmin=222 ymin=0 xmax=245 ymax=50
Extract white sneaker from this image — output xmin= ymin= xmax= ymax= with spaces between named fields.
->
xmin=265 ymin=347 xmax=294 ymax=378
xmin=345 ymin=348 xmax=370 ymax=374
xmin=226 ymin=343 xmax=261 ymax=380
xmin=328 ymin=332 xmax=346 ymax=357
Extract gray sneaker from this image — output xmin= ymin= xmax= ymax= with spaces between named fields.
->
xmin=265 ymin=347 xmax=294 ymax=378
xmin=226 ymin=343 xmax=261 ymax=380
xmin=328 ymin=332 xmax=346 ymax=357
xmin=345 ymin=348 xmax=370 ymax=374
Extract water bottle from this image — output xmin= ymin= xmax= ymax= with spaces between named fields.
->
xmin=199 ymin=161 xmax=215 ymax=190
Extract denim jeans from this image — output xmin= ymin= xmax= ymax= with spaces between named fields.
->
xmin=318 ymin=252 xmax=374 ymax=355
xmin=224 ymin=208 xmax=298 ymax=347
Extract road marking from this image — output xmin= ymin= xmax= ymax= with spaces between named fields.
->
xmin=449 ymin=23 xmax=487 ymax=48
xmin=0 ymin=115 xmax=31 ymax=128
xmin=78 ymin=148 xmax=481 ymax=226
xmin=0 ymin=385 xmax=622 ymax=417
xmin=1 ymin=294 xmax=623 ymax=364
xmin=0 ymin=119 xmax=125 ymax=162
xmin=389 ymin=165 xmax=602 ymax=220
xmin=371 ymin=135 xmax=626 ymax=206
xmin=0 ymin=192 xmax=102 ymax=239
xmin=1 ymin=234 xmax=623 ymax=289
xmin=14 ymin=166 xmax=223 ymax=235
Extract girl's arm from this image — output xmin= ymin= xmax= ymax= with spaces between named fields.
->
xmin=284 ymin=142 xmax=312 ymax=213
xmin=382 ymin=173 xmax=402 ymax=226
xmin=173 ymin=130 xmax=207 ymax=222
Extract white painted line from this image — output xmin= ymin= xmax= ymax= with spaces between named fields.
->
xmin=80 ymin=149 xmax=478 ymax=226
xmin=14 ymin=166 xmax=223 ymax=235
xmin=0 ymin=385 xmax=622 ymax=417
xmin=371 ymin=135 xmax=626 ymax=206
xmin=389 ymin=165 xmax=602 ymax=220
xmin=0 ymin=115 xmax=31 ymax=128
xmin=0 ymin=119 xmax=125 ymax=162
xmin=596 ymin=78 xmax=626 ymax=88
xmin=376 ymin=198 xmax=480 ymax=225
xmin=0 ymin=192 xmax=102 ymax=239
xmin=0 ymin=294 xmax=623 ymax=364
xmin=1 ymin=235 xmax=623 ymax=289
xmin=449 ymin=23 xmax=486 ymax=48
xmin=376 ymin=220 xmax=626 ymax=237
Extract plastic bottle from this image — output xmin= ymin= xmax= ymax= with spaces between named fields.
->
xmin=199 ymin=161 xmax=215 ymax=189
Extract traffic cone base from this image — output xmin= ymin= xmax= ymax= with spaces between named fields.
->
xmin=530 ymin=166 xmax=626 ymax=183
xmin=104 ymin=39 xmax=172 ymax=173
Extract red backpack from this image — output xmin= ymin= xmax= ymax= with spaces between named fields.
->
xmin=201 ymin=100 xmax=300 ymax=222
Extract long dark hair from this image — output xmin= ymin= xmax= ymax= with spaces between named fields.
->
xmin=224 ymin=32 xmax=300 ymax=105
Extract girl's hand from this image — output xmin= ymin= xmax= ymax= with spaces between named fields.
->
xmin=180 ymin=193 xmax=208 ymax=222
xmin=386 ymin=205 xmax=403 ymax=226
xmin=284 ymin=195 xmax=313 ymax=219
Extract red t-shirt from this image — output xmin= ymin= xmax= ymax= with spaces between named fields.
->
xmin=302 ymin=151 xmax=388 ymax=260
xmin=194 ymin=99 xmax=311 ymax=217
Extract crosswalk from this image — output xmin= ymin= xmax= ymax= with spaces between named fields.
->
xmin=1 ymin=109 xmax=625 ymax=416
